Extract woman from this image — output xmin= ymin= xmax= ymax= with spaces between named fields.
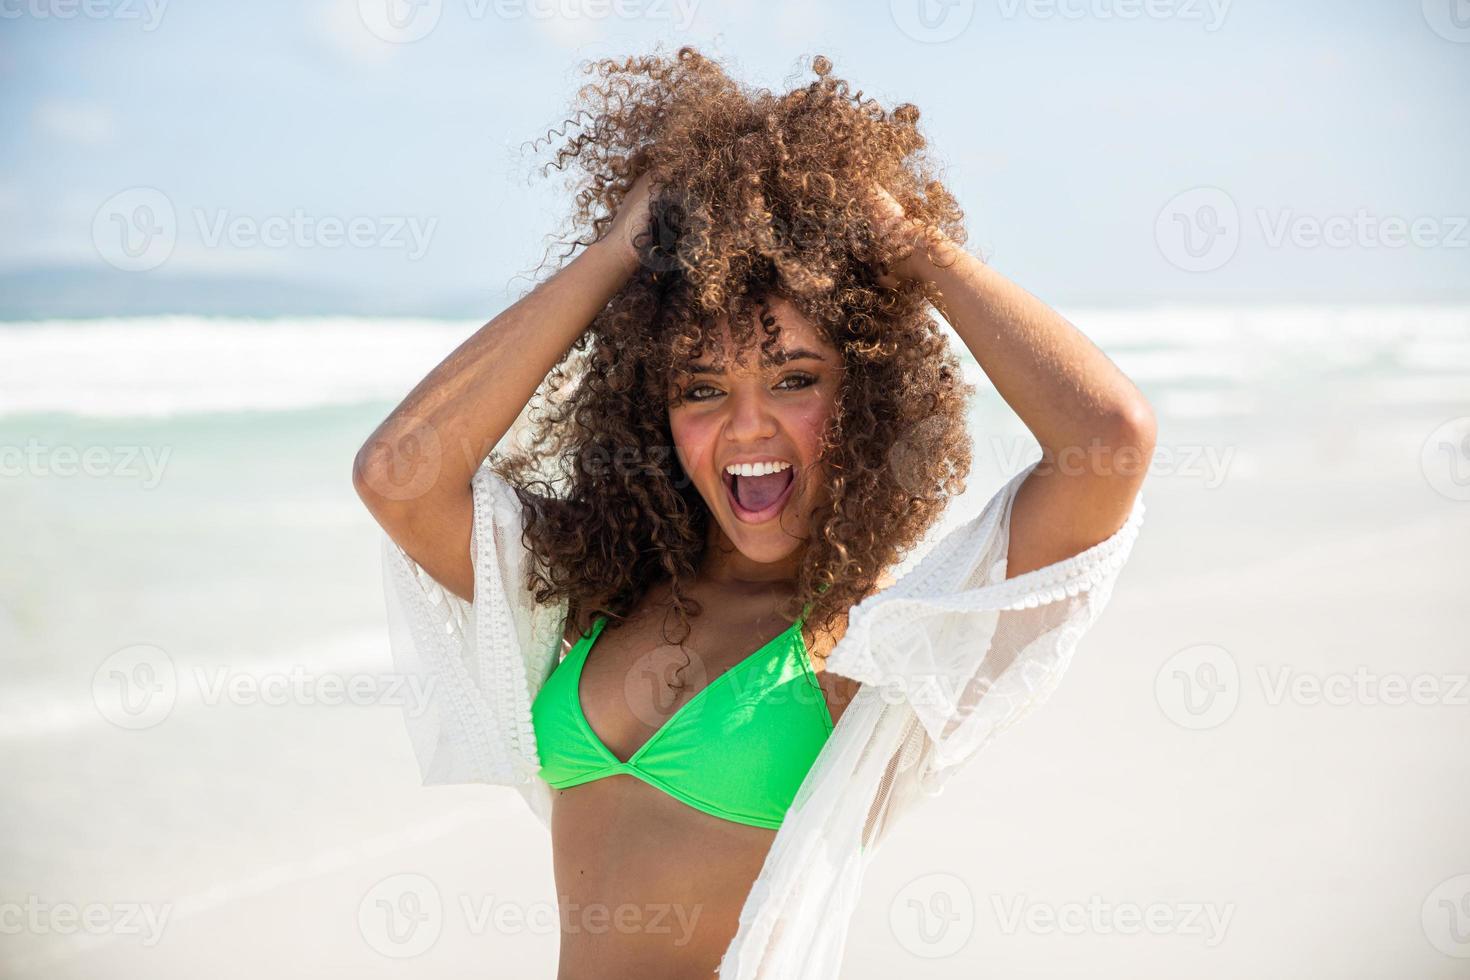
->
xmin=353 ymin=48 xmax=1152 ymax=980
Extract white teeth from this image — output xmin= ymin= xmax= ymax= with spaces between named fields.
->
xmin=724 ymin=460 xmax=792 ymax=478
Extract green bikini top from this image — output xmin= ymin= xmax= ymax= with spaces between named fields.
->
xmin=530 ymin=606 xmax=834 ymax=829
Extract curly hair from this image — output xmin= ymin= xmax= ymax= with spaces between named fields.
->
xmin=490 ymin=45 xmax=975 ymax=657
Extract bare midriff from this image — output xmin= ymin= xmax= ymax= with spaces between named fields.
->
xmin=549 ymin=775 xmax=780 ymax=979
xmin=545 ymin=584 xmax=858 ymax=980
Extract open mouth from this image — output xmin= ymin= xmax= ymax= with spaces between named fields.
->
xmin=722 ymin=464 xmax=797 ymax=524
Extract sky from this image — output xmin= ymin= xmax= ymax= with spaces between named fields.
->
xmin=1 ymin=0 xmax=1468 ymax=316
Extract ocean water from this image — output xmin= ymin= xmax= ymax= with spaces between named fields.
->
xmin=2 ymin=306 xmax=1467 ymax=976
xmin=3 ymin=304 xmax=1465 ymax=731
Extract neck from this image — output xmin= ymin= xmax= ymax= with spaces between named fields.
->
xmin=698 ymin=523 xmax=802 ymax=591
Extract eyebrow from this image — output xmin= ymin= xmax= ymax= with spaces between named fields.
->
xmin=687 ymin=348 xmax=828 ymax=373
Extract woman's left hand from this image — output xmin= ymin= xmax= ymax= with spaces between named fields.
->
xmin=864 ymin=184 xmax=937 ymax=288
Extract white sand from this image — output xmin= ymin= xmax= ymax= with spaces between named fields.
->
xmin=5 ymin=310 xmax=1468 ymax=978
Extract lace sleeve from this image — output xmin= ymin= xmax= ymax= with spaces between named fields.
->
xmin=379 ymin=458 xmax=565 ymax=788
xmin=824 ymin=460 xmax=1146 ymax=795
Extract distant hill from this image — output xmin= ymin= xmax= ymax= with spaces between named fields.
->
xmin=2 ymin=266 xmax=1464 ymax=322
xmin=0 ymin=267 xmax=514 ymax=320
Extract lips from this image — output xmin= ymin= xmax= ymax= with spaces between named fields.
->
xmin=722 ymin=466 xmax=797 ymax=524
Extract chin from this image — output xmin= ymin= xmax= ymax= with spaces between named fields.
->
xmin=723 ymin=527 xmax=805 ymax=565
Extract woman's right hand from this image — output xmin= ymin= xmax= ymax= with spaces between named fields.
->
xmin=596 ymin=171 xmax=658 ymax=273
xmin=355 ymin=174 xmax=658 ymax=602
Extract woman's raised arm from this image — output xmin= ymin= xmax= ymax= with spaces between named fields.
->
xmin=870 ymin=185 xmax=1156 ymax=580
xmin=352 ymin=175 xmax=655 ymax=602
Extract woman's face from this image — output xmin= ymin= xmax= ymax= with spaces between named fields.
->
xmin=668 ymin=295 xmax=844 ymax=570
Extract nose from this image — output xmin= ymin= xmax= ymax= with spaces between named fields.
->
xmin=723 ymin=382 xmax=779 ymax=445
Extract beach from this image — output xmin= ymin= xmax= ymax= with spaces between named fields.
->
xmin=3 ymin=305 xmax=1468 ymax=977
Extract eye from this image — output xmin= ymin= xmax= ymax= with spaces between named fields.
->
xmin=680 ymin=373 xmax=816 ymax=403
xmin=684 ymin=383 xmax=722 ymax=402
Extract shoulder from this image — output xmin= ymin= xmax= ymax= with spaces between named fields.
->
xmin=561 ymin=609 xmax=603 ymax=655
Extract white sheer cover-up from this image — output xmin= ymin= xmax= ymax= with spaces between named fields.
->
xmin=379 ymin=456 xmax=1145 ymax=979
